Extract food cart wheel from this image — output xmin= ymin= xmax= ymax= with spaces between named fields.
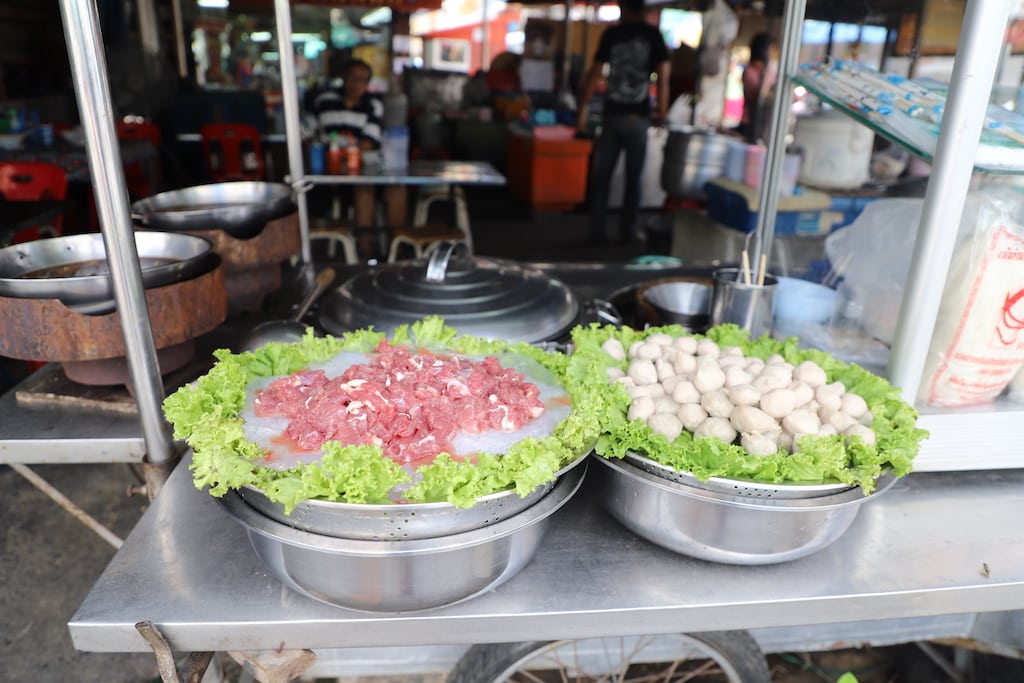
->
xmin=447 ymin=631 xmax=770 ymax=683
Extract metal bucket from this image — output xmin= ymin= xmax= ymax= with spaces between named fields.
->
xmin=660 ymin=127 xmax=734 ymax=199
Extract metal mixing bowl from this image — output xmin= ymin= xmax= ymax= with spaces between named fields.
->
xmin=237 ymin=449 xmax=590 ymax=540
xmin=591 ymin=455 xmax=896 ymax=565
xmin=218 ymin=461 xmax=586 ymax=612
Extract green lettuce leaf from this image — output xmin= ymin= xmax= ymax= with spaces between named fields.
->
xmin=569 ymin=323 xmax=928 ymax=493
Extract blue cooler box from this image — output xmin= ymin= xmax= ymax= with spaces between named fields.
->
xmin=705 ymin=178 xmax=877 ymax=236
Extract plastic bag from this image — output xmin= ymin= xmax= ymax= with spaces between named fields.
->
xmin=918 ymin=186 xmax=1024 ymax=407
xmin=825 ymin=187 xmax=1024 ymax=407
xmin=699 ymin=0 xmax=738 ymax=77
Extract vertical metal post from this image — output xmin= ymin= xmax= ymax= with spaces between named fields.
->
xmin=171 ymin=0 xmax=188 ymax=79
xmin=275 ymin=0 xmax=312 ymax=264
xmin=559 ymin=0 xmax=573 ymax=99
xmin=888 ymin=0 xmax=1012 ymax=401
xmin=135 ymin=0 xmax=161 ymax=57
xmin=751 ymin=0 xmax=806 ymax=283
xmin=481 ymin=0 xmax=490 ymax=71
xmin=58 ymin=0 xmax=177 ymax=474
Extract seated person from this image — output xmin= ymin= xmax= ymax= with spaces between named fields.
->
xmin=313 ymin=58 xmax=406 ymax=241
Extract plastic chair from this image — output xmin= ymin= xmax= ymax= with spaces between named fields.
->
xmin=0 ymin=161 xmax=68 ymax=243
xmin=116 ymin=120 xmax=162 ymax=199
xmin=412 ymin=184 xmax=473 ymax=253
xmin=200 ymin=122 xmax=266 ymax=182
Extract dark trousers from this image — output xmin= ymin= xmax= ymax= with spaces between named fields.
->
xmin=588 ymin=113 xmax=649 ymax=242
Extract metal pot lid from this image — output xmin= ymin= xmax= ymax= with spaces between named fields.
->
xmin=319 ymin=243 xmax=579 ymax=343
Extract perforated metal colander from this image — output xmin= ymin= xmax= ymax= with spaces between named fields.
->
xmin=238 ymin=449 xmax=590 ymax=541
xmin=622 ymin=451 xmax=857 ymax=500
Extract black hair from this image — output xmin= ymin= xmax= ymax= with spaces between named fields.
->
xmin=619 ymin=0 xmax=645 ymax=17
xmin=750 ymin=32 xmax=772 ymax=63
xmin=342 ymin=58 xmax=373 ymax=79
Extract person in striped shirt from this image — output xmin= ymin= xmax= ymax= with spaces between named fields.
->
xmin=314 ymin=58 xmax=406 ymax=246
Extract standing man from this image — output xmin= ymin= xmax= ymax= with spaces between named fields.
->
xmin=314 ymin=58 xmax=406 ymax=250
xmin=576 ymin=0 xmax=669 ymax=245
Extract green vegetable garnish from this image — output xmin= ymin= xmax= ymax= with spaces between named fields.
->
xmin=568 ymin=323 xmax=929 ymax=494
xmin=163 ymin=317 xmax=600 ymax=511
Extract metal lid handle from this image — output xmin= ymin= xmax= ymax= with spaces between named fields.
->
xmin=425 ymin=241 xmax=469 ymax=283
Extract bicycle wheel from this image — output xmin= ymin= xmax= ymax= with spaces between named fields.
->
xmin=447 ymin=631 xmax=771 ymax=683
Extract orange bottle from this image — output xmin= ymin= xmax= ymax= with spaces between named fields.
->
xmin=326 ymin=132 xmax=344 ymax=175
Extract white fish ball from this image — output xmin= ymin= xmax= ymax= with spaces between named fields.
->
xmin=654 ymin=395 xmax=681 ymax=414
xmin=671 ymin=380 xmax=701 ymax=404
xmin=778 ymin=431 xmax=794 ymax=452
xmin=730 ymin=405 xmax=778 ymax=434
xmin=628 ymin=340 xmax=644 ymax=358
xmin=673 ymin=352 xmax=697 ymax=376
xmin=630 ymin=383 xmax=665 ymax=399
xmin=741 ymin=432 xmax=781 ymax=457
xmin=647 ymin=413 xmax=683 ymax=442
xmin=752 ymin=374 xmax=787 ymax=393
xmin=721 ymin=346 xmax=744 ymax=357
xmin=859 ymin=411 xmax=874 ymax=427
xmin=841 ymin=392 xmax=869 ymax=419
xmin=655 ymin=359 xmax=677 ymax=382
xmin=826 ymin=410 xmax=858 ymax=433
xmin=724 ymin=366 xmax=754 ymax=388
xmin=728 ymin=384 xmax=762 ymax=406
xmin=759 ymin=388 xmax=796 ymax=419
xmin=793 ymin=360 xmax=827 ymax=387
xmin=672 ymin=335 xmax=698 ymax=354
xmin=616 ymin=376 xmax=635 ymax=390
xmin=782 ymin=409 xmax=821 ymax=436
xmin=677 ymin=403 xmax=709 ymax=431
xmin=717 ymin=354 xmax=747 ymax=369
xmin=601 ymin=338 xmax=627 ymax=362
xmin=767 ymin=354 xmax=786 ymax=364
xmin=661 ymin=375 xmax=684 ymax=394
xmin=647 ymin=332 xmax=675 ymax=346
xmin=745 ymin=358 xmax=766 ymax=375
xmin=693 ymin=362 xmax=727 ymax=393
xmin=694 ymin=416 xmax=737 ymax=443
xmin=844 ymin=423 xmax=877 ymax=448
xmin=628 ymin=359 xmax=659 ymax=385
xmin=701 ymin=388 xmax=735 ymax=418
xmin=817 ymin=423 xmax=839 ymax=437
xmin=788 ymin=381 xmax=815 ymax=408
xmin=635 ymin=342 xmax=663 ymax=361
xmin=628 ymin=396 xmax=655 ymax=421
xmin=815 ymin=385 xmax=842 ymax=412
xmin=606 ymin=366 xmax=625 ymax=380
xmin=696 ymin=338 xmax=720 ymax=357
xmin=762 ymin=363 xmax=794 ymax=383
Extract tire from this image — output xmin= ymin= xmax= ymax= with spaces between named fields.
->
xmin=447 ymin=631 xmax=771 ymax=683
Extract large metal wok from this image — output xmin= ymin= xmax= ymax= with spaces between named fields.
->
xmin=131 ymin=181 xmax=295 ymax=239
xmin=0 ymin=231 xmax=217 ymax=314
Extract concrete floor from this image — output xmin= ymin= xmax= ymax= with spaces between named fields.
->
xmin=2 ymin=187 xmax=1023 ymax=682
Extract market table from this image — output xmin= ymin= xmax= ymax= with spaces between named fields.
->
xmin=68 ymin=448 xmax=1024 ymax=675
xmin=0 ymin=138 xmax=158 ymax=183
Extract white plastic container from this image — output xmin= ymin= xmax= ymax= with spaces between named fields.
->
xmin=382 ymin=127 xmax=409 ymax=170
xmin=793 ymin=109 xmax=874 ymax=189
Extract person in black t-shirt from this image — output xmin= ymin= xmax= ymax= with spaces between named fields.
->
xmin=576 ymin=0 xmax=669 ymax=245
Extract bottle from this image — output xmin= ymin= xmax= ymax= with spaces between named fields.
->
xmin=326 ymin=132 xmax=344 ymax=175
xmin=309 ymin=135 xmax=325 ymax=175
xmin=345 ymin=134 xmax=361 ymax=175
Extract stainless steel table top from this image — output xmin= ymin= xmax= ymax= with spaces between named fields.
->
xmin=69 ymin=454 xmax=1024 ymax=654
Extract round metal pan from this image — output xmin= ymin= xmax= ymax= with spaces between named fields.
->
xmin=0 ymin=231 xmax=217 ymax=314
xmin=131 ymin=181 xmax=295 ymax=239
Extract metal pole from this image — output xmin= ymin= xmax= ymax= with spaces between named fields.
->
xmin=171 ymin=0 xmax=188 ymax=79
xmin=481 ymin=0 xmax=490 ymax=71
xmin=558 ymin=0 xmax=573 ymax=99
xmin=274 ymin=0 xmax=312 ymax=264
xmin=888 ymin=0 xmax=1013 ymax=401
xmin=751 ymin=0 xmax=805 ymax=283
xmin=135 ymin=0 xmax=161 ymax=58
xmin=58 ymin=0 xmax=177 ymax=475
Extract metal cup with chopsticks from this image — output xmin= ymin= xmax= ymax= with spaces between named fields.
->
xmin=709 ymin=241 xmax=777 ymax=338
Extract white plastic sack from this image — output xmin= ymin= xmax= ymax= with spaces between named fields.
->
xmin=825 ymin=188 xmax=1024 ymax=407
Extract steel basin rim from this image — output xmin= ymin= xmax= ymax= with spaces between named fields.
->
xmin=593 ymin=455 xmax=894 ymax=511
xmin=220 ymin=462 xmax=585 ymax=557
